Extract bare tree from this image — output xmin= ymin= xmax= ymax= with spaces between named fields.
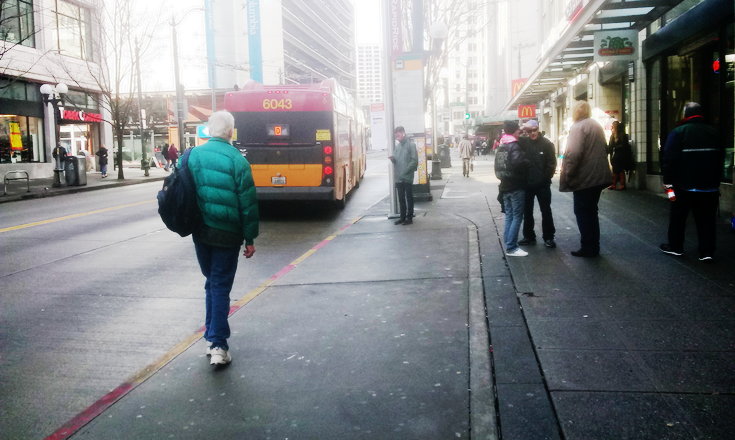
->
xmin=423 ymin=0 xmax=491 ymax=108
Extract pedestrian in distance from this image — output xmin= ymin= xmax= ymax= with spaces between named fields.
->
xmin=659 ymin=102 xmax=724 ymax=263
xmin=52 ymin=143 xmax=68 ymax=166
xmin=607 ymin=120 xmax=634 ymax=190
xmin=161 ymin=143 xmax=170 ymax=171
xmin=518 ymin=119 xmax=557 ymax=248
xmin=458 ymin=135 xmax=474 ymax=177
xmin=559 ymin=100 xmax=612 ymax=258
xmin=495 ymin=120 xmax=529 ymax=257
xmin=167 ymin=144 xmax=180 ymax=171
xmin=187 ymin=110 xmax=259 ymax=366
xmin=389 ymin=126 xmax=418 ymax=225
xmin=95 ymin=145 xmax=109 ymax=178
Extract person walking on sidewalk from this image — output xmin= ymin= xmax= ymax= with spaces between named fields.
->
xmin=389 ymin=126 xmax=418 ymax=225
xmin=458 ymin=135 xmax=473 ymax=177
xmin=560 ymin=100 xmax=612 ymax=258
xmin=607 ymin=121 xmax=634 ymax=190
xmin=95 ymin=145 xmax=109 ymax=178
xmin=495 ymin=120 xmax=528 ymax=257
xmin=187 ymin=111 xmax=259 ymax=366
xmin=167 ymin=144 xmax=180 ymax=171
xmin=659 ymin=102 xmax=724 ymax=262
xmin=518 ymin=119 xmax=557 ymax=248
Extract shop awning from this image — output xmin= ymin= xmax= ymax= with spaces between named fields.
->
xmin=505 ymin=0 xmax=678 ymax=109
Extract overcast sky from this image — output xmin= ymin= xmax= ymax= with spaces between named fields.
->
xmin=354 ymin=0 xmax=382 ymax=46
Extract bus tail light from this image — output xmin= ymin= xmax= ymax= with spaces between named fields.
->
xmin=322 ymin=145 xmax=334 ymax=185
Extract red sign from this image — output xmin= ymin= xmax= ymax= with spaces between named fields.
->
xmin=512 ymin=78 xmax=527 ymax=97
xmin=518 ymin=105 xmax=537 ymax=119
xmin=62 ymin=110 xmax=103 ymax=122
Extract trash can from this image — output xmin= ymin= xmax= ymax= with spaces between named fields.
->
xmin=64 ymin=156 xmax=87 ymax=186
xmin=439 ymin=144 xmax=452 ymax=168
xmin=64 ymin=157 xmax=78 ymax=186
xmin=75 ymin=155 xmax=87 ymax=185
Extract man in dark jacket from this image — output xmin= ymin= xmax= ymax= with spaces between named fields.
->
xmin=660 ymin=102 xmax=724 ymax=262
xmin=389 ymin=126 xmax=418 ymax=225
xmin=519 ymin=120 xmax=557 ymax=248
xmin=187 ymin=111 xmax=259 ymax=366
xmin=495 ymin=120 xmax=528 ymax=257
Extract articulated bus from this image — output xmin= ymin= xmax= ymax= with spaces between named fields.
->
xmin=224 ymin=79 xmax=367 ymax=207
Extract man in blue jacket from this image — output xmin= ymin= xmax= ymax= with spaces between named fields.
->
xmin=660 ymin=102 xmax=724 ymax=262
xmin=186 ymin=111 xmax=260 ymax=366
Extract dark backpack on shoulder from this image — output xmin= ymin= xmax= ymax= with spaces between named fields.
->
xmin=494 ymin=143 xmax=512 ymax=180
xmin=157 ymin=148 xmax=202 ymax=237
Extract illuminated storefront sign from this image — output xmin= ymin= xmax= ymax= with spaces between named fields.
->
xmin=594 ymin=29 xmax=638 ymax=62
xmin=518 ymin=105 xmax=537 ymax=119
xmin=512 ymin=78 xmax=527 ymax=97
xmin=61 ymin=110 xmax=103 ymax=123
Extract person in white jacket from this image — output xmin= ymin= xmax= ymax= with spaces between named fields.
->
xmin=458 ymin=135 xmax=473 ymax=177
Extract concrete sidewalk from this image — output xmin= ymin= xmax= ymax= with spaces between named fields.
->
xmin=52 ymin=153 xmax=734 ymax=439
xmin=0 ymin=166 xmax=169 ymax=204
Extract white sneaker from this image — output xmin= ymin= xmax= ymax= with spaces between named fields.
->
xmin=205 ymin=342 xmax=212 ymax=356
xmin=209 ymin=347 xmax=232 ymax=366
xmin=506 ymin=248 xmax=528 ymax=257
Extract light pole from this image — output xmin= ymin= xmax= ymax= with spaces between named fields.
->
xmin=135 ymin=40 xmax=149 ymax=176
xmin=428 ymin=22 xmax=448 ymax=181
xmin=40 ymin=83 xmax=68 ymax=187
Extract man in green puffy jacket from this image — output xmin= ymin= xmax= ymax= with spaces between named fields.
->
xmin=185 ymin=110 xmax=259 ymax=366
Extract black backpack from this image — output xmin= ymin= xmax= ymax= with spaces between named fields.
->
xmin=157 ymin=148 xmax=202 ymax=237
xmin=494 ymin=142 xmax=512 ymax=180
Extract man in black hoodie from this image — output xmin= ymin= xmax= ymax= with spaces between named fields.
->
xmin=660 ymin=102 xmax=724 ymax=262
xmin=518 ymin=119 xmax=557 ymax=248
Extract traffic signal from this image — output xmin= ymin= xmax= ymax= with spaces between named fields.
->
xmin=464 ymin=112 xmax=470 ymax=120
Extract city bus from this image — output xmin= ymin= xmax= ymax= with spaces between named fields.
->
xmin=224 ymin=79 xmax=367 ymax=207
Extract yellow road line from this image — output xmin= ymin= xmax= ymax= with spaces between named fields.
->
xmin=0 ymin=200 xmax=153 ymax=233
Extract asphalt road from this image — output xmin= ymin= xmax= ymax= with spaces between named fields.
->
xmin=0 ymin=154 xmax=392 ymax=439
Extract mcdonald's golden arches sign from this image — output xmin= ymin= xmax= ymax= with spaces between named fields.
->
xmin=518 ymin=105 xmax=536 ymax=119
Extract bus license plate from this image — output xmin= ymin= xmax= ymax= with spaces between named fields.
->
xmin=272 ymin=176 xmax=286 ymax=185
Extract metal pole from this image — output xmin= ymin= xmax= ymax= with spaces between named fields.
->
xmin=382 ymin=0 xmax=397 ymax=218
xmin=46 ymin=100 xmax=61 ymax=187
xmin=205 ymin=0 xmax=216 ymax=112
xmin=135 ymin=41 xmax=149 ymax=176
xmin=172 ymin=16 xmax=186 ymax=153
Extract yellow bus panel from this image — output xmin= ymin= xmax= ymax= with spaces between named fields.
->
xmin=251 ymin=164 xmax=323 ymax=187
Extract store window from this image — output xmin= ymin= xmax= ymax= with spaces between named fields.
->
xmin=0 ymin=115 xmax=44 ymax=163
xmin=52 ymin=0 xmax=93 ymax=60
xmin=0 ymin=0 xmax=35 ymax=47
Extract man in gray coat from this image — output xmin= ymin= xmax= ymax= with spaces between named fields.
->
xmin=389 ymin=126 xmax=418 ymax=225
xmin=560 ymin=100 xmax=612 ymax=258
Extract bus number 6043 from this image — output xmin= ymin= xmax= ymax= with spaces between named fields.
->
xmin=262 ymin=99 xmax=293 ymax=110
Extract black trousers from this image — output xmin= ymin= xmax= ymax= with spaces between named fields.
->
xmin=522 ymin=184 xmax=556 ymax=240
xmin=668 ymin=190 xmax=719 ymax=257
xmin=573 ymin=185 xmax=604 ymax=254
xmin=395 ymin=181 xmax=414 ymax=220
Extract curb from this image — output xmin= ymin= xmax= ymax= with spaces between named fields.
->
xmin=0 ymin=177 xmax=166 ymax=204
xmin=468 ymin=224 xmax=499 ymax=440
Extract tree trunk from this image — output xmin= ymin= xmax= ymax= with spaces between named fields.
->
xmin=115 ymin=129 xmax=125 ymax=180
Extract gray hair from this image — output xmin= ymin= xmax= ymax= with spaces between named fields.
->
xmin=208 ymin=111 xmax=235 ymax=139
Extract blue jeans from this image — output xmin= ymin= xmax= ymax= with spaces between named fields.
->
xmin=503 ymin=190 xmax=525 ymax=252
xmin=194 ymin=239 xmax=240 ymax=350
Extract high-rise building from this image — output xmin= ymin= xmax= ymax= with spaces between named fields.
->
xmin=445 ymin=1 xmax=489 ymax=137
xmin=281 ymin=0 xmax=356 ymax=93
xmin=356 ymin=45 xmax=383 ymax=104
